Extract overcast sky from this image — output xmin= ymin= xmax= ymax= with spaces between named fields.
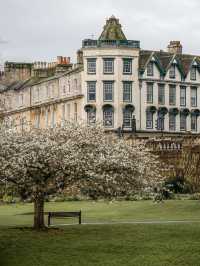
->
xmin=0 ymin=0 xmax=200 ymax=66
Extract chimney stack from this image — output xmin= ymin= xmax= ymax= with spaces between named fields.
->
xmin=167 ymin=41 xmax=182 ymax=54
xmin=57 ymin=56 xmax=63 ymax=65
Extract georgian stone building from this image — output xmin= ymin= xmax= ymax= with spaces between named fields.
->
xmin=1 ymin=16 xmax=200 ymax=137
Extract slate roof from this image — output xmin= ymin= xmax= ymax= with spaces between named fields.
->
xmin=139 ymin=50 xmax=200 ymax=77
xmin=0 ymin=66 xmax=83 ymax=93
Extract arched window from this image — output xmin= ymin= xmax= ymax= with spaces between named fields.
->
xmin=103 ymin=105 xmax=114 ymax=127
xmin=180 ymin=108 xmax=190 ymax=131
xmin=84 ymin=105 xmax=96 ymax=125
xmin=123 ymin=104 xmax=135 ymax=128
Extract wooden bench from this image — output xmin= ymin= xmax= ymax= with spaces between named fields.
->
xmin=48 ymin=211 xmax=82 ymax=226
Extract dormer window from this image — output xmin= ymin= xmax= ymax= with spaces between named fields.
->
xmin=169 ymin=64 xmax=176 ymax=79
xmin=147 ymin=61 xmax=154 ymax=76
xmin=190 ymin=66 xmax=197 ymax=81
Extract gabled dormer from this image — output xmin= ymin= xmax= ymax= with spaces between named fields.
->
xmin=139 ymin=51 xmax=164 ymax=79
xmin=166 ymin=55 xmax=184 ymax=80
xmin=189 ymin=58 xmax=200 ymax=81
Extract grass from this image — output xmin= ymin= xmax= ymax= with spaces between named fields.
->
xmin=1 ymin=200 xmax=200 ymax=266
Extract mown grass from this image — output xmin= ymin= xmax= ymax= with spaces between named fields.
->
xmin=1 ymin=200 xmax=200 ymax=266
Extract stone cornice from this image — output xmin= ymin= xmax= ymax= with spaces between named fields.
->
xmin=3 ymin=94 xmax=84 ymax=116
xmin=140 ymin=78 xmax=200 ymax=87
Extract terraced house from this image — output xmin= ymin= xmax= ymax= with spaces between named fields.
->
xmin=1 ymin=16 xmax=200 ymax=137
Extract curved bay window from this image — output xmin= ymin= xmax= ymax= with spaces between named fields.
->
xmin=103 ymin=104 xmax=114 ymax=128
xmin=180 ymin=108 xmax=190 ymax=131
xmin=146 ymin=106 xmax=157 ymax=129
xmin=169 ymin=108 xmax=179 ymax=131
xmin=84 ymin=105 xmax=96 ymax=125
xmin=123 ymin=104 xmax=135 ymax=128
xmin=157 ymin=107 xmax=168 ymax=131
xmin=191 ymin=109 xmax=200 ymax=132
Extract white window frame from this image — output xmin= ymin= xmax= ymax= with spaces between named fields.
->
xmin=87 ymin=81 xmax=96 ymax=102
xmin=87 ymin=58 xmax=96 ymax=74
xmin=191 ymin=87 xmax=197 ymax=107
xmin=103 ymin=58 xmax=114 ymax=74
xmin=169 ymin=114 xmax=176 ymax=131
xmin=169 ymin=85 xmax=176 ymax=105
xmin=180 ymin=114 xmax=187 ymax=131
xmin=146 ymin=111 xmax=153 ymax=129
xmin=158 ymin=84 xmax=165 ymax=105
xmin=123 ymin=58 xmax=132 ymax=74
xmin=146 ymin=83 xmax=153 ymax=104
xmin=103 ymin=81 xmax=114 ymax=102
xmin=180 ymin=86 xmax=186 ymax=106
xmin=123 ymin=81 xmax=132 ymax=102
xmin=103 ymin=108 xmax=114 ymax=127
xmin=147 ymin=61 xmax=154 ymax=76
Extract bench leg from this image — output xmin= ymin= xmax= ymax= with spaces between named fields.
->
xmin=79 ymin=212 xmax=81 ymax=225
xmin=48 ymin=214 xmax=51 ymax=227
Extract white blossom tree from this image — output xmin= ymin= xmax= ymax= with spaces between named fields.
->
xmin=0 ymin=122 xmax=162 ymax=230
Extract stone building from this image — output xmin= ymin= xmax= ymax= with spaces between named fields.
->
xmin=1 ymin=16 xmax=200 ymax=137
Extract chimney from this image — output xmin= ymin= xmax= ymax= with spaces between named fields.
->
xmin=57 ymin=56 xmax=63 ymax=65
xmin=77 ymin=50 xmax=83 ymax=64
xmin=167 ymin=41 xmax=182 ymax=54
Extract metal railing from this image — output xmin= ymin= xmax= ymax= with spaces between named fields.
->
xmin=82 ymin=39 xmax=140 ymax=49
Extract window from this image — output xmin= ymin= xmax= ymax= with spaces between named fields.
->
xmin=190 ymin=67 xmax=196 ymax=81
xmin=103 ymin=81 xmax=114 ymax=101
xmin=61 ymin=104 xmax=65 ymax=124
xmin=191 ymin=87 xmax=197 ymax=107
xmin=87 ymin=110 xmax=96 ymax=124
xmin=74 ymin=103 xmax=77 ymax=122
xmin=180 ymin=114 xmax=187 ymax=131
xmin=123 ymin=81 xmax=132 ymax=102
xmin=180 ymin=86 xmax=186 ymax=106
xmin=103 ymin=107 xmax=114 ymax=127
xmin=63 ymin=85 xmax=66 ymax=94
xmin=146 ymin=83 xmax=153 ymax=103
xmin=191 ymin=115 xmax=197 ymax=132
xmin=169 ymin=114 xmax=176 ymax=131
xmin=103 ymin=58 xmax=114 ymax=74
xmin=123 ymin=110 xmax=132 ymax=128
xmin=45 ymin=109 xmax=49 ymax=128
xmin=169 ymin=64 xmax=176 ymax=79
xmin=34 ymin=112 xmax=40 ymax=129
xmin=147 ymin=61 xmax=154 ymax=76
xmin=51 ymin=108 xmax=56 ymax=128
xmin=169 ymin=85 xmax=176 ymax=105
xmin=46 ymin=86 xmax=50 ymax=98
xmin=67 ymin=104 xmax=71 ymax=120
xmin=158 ymin=84 xmax=165 ymax=105
xmin=123 ymin=58 xmax=132 ymax=74
xmin=18 ymin=94 xmax=24 ymax=107
xmin=87 ymin=81 xmax=96 ymax=101
xmin=87 ymin=58 xmax=96 ymax=74
xmin=74 ymin=79 xmax=78 ymax=92
xmin=68 ymin=80 xmax=71 ymax=93
xmin=35 ymin=87 xmax=40 ymax=102
xmin=146 ymin=111 xmax=153 ymax=129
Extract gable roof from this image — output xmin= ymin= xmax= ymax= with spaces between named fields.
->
xmin=139 ymin=50 xmax=200 ymax=78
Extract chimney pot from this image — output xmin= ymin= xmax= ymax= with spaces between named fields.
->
xmin=167 ymin=41 xmax=182 ymax=54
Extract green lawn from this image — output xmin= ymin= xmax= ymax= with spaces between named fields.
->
xmin=1 ymin=200 xmax=200 ymax=266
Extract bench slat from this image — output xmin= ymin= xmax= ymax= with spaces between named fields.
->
xmin=48 ymin=211 xmax=81 ymax=226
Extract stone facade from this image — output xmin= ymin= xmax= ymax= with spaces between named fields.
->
xmin=1 ymin=16 xmax=200 ymax=137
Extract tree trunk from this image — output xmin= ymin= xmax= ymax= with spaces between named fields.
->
xmin=33 ymin=192 xmax=45 ymax=230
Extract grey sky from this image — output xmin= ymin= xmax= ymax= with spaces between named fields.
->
xmin=0 ymin=0 xmax=200 ymax=65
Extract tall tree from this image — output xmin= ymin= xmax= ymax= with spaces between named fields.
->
xmin=0 ymin=122 xmax=162 ymax=230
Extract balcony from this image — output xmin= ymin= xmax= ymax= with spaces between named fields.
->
xmin=82 ymin=39 xmax=140 ymax=49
